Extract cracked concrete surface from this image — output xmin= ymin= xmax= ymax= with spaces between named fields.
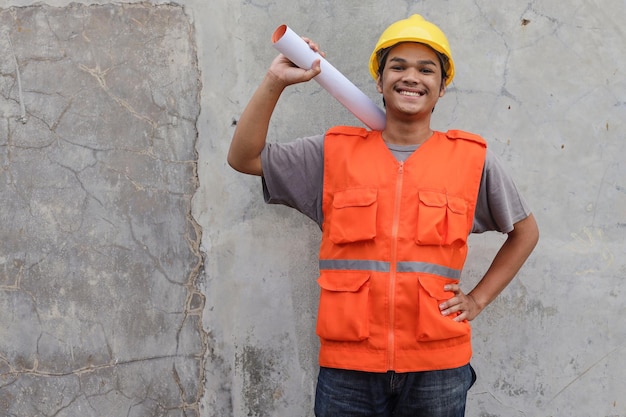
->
xmin=1 ymin=0 xmax=625 ymax=416
xmin=0 ymin=3 xmax=204 ymax=416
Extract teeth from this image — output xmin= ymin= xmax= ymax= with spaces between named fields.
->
xmin=400 ymin=90 xmax=423 ymax=97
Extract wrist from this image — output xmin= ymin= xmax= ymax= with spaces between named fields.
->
xmin=264 ymin=71 xmax=289 ymax=92
xmin=467 ymin=292 xmax=488 ymax=312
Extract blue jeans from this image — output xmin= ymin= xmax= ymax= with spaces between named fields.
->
xmin=314 ymin=364 xmax=476 ymax=417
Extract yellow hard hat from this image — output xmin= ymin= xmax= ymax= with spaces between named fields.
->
xmin=369 ymin=14 xmax=455 ymax=86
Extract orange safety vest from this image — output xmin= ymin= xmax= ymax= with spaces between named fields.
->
xmin=317 ymin=126 xmax=487 ymax=373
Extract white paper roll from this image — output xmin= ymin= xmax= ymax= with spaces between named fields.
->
xmin=272 ymin=25 xmax=386 ymax=131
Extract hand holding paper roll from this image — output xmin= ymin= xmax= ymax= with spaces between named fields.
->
xmin=267 ymin=38 xmax=324 ymax=87
xmin=272 ymin=25 xmax=386 ymax=131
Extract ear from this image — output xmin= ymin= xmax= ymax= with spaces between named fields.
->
xmin=439 ymin=82 xmax=446 ymax=98
xmin=376 ymin=75 xmax=383 ymax=93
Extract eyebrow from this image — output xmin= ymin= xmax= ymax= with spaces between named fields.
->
xmin=389 ymin=56 xmax=438 ymax=66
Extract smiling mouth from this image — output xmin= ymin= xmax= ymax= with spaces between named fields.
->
xmin=398 ymin=89 xmax=425 ymax=97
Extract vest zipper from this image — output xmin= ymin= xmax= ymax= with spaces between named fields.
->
xmin=388 ymin=161 xmax=404 ymax=370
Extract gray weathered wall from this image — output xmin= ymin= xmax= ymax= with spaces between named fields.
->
xmin=1 ymin=0 xmax=625 ymax=416
xmin=198 ymin=1 xmax=626 ymax=416
xmin=0 ymin=2 xmax=205 ymax=416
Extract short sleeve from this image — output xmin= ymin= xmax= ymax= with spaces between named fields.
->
xmin=261 ymin=134 xmax=325 ymax=227
xmin=472 ymin=149 xmax=532 ymax=234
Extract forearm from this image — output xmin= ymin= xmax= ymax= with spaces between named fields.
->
xmin=468 ymin=213 xmax=539 ymax=311
xmin=227 ymin=72 xmax=286 ymax=176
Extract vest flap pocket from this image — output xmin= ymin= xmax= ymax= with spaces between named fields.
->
xmin=416 ymin=191 xmax=446 ymax=245
xmin=329 ymin=188 xmax=378 ymax=244
xmin=332 ymin=188 xmax=377 ymax=209
xmin=416 ymin=190 xmax=469 ymax=246
xmin=446 ymin=195 xmax=467 ymax=215
xmin=416 ymin=275 xmax=470 ymax=342
xmin=318 ymin=271 xmax=371 ymax=292
xmin=316 ymin=271 xmax=371 ymax=342
xmin=418 ymin=191 xmax=447 ymax=208
xmin=418 ymin=275 xmax=457 ymax=300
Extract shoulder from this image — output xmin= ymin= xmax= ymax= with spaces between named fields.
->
xmin=483 ymin=148 xmax=508 ymax=172
xmin=445 ymin=130 xmax=487 ymax=147
xmin=325 ymin=125 xmax=371 ymax=138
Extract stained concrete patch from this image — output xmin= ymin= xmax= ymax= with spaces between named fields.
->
xmin=0 ymin=3 xmax=204 ymax=416
xmin=236 ymin=343 xmax=288 ymax=416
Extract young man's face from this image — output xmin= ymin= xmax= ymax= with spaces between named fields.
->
xmin=376 ymin=42 xmax=446 ymax=118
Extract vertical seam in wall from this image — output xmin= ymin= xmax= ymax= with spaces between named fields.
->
xmin=178 ymin=4 xmax=208 ymax=414
xmin=7 ymin=33 xmax=27 ymax=124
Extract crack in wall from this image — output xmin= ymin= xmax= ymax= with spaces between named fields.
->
xmin=7 ymin=33 xmax=27 ymax=124
xmin=79 ymin=63 xmax=159 ymax=130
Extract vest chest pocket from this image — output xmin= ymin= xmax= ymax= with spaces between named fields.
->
xmin=329 ymin=188 xmax=378 ymax=244
xmin=316 ymin=271 xmax=371 ymax=342
xmin=416 ymin=275 xmax=470 ymax=342
xmin=416 ymin=191 xmax=469 ymax=246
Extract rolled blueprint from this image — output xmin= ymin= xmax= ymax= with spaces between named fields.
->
xmin=272 ymin=25 xmax=386 ymax=131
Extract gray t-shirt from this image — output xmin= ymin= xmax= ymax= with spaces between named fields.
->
xmin=261 ymin=133 xmax=531 ymax=234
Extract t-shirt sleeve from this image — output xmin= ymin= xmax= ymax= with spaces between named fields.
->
xmin=261 ymin=134 xmax=325 ymax=227
xmin=472 ymin=149 xmax=532 ymax=234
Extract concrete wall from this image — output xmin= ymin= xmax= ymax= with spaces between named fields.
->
xmin=0 ymin=0 xmax=624 ymax=416
xmin=0 ymin=2 xmax=204 ymax=416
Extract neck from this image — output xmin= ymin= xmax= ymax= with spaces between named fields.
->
xmin=381 ymin=118 xmax=434 ymax=145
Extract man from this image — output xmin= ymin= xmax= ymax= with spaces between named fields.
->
xmin=228 ymin=14 xmax=539 ymax=417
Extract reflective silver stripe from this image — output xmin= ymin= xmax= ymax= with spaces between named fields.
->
xmin=319 ymin=259 xmax=461 ymax=279
xmin=319 ymin=259 xmax=390 ymax=272
xmin=397 ymin=262 xmax=461 ymax=279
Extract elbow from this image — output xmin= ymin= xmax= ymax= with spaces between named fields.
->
xmin=226 ymin=149 xmax=262 ymax=176
xmin=528 ymin=213 xmax=540 ymax=247
xmin=226 ymin=151 xmax=240 ymax=172
xmin=226 ymin=153 xmax=247 ymax=174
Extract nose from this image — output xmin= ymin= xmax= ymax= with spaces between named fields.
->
xmin=401 ymin=67 xmax=420 ymax=83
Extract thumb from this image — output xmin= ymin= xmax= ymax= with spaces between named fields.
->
xmin=305 ymin=59 xmax=322 ymax=79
